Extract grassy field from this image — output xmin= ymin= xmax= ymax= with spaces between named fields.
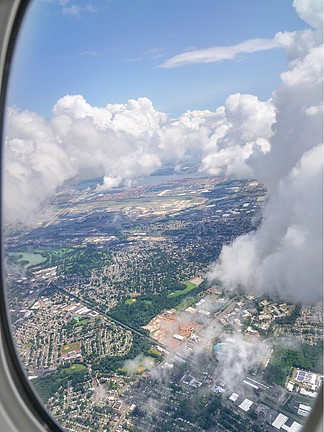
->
xmin=175 ymin=297 xmax=196 ymax=311
xmin=75 ymin=318 xmax=89 ymax=326
xmin=168 ymin=281 xmax=197 ymax=298
xmin=46 ymin=248 xmax=74 ymax=266
xmin=8 ymin=252 xmax=47 ymax=268
xmin=59 ymin=363 xmax=86 ymax=376
xmin=43 ymin=247 xmax=111 ymax=276
xmin=148 ymin=348 xmax=161 ymax=357
xmin=60 ymin=342 xmax=81 ymax=354
xmin=47 ymin=248 xmax=74 ymax=259
xmin=125 ymin=298 xmax=136 ymax=305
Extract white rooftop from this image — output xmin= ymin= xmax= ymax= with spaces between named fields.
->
xmin=282 ymin=421 xmax=303 ymax=432
xmin=272 ymin=413 xmax=288 ymax=429
xmin=229 ymin=392 xmax=239 ymax=402
xmin=238 ymin=398 xmax=253 ymax=412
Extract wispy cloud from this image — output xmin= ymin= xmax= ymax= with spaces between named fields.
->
xmin=78 ymin=50 xmax=100 ymax=57
xmin=59 ymin=0 xmax=97 ymax=16
xmin=127 ymin=48 xmax=164 ymax=62
xmin=159 ymin=38 xmax=280 ymax=68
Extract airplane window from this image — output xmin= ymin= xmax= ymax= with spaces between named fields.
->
xmin=2 ymin=1 xmax=323 ymax=432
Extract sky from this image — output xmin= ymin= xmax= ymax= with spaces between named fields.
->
xmin=4 ymin=0 xmax=323 ymax=303
xmin=8 ymin=0 xmax=308 ymax=117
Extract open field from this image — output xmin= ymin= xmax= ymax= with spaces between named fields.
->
xmin=60 ymin=342 xmax=81 ymax=354
xmin=58 ymin=363 xmax=86 ymax=376
xmin=168 ymin=281 xmax=197 ymax=298
xmin=125 ymin=298 xmax=136 ymax=305
xmin=75 ymin=318 xmax=90 ymax=326
xmin=8 ymin=252 xmax=47 ymax=268
xmin=147 ymin=348 xmax=161 ymax=357
xmin=175 ymin=297 xmax=196 ymax=311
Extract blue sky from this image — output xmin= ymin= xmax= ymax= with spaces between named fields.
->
xmin=7 ymin=0 xmax=308 ymax=118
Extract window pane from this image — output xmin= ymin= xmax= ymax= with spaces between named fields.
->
xmin=3 ymin=1 xmax=323 ymax=432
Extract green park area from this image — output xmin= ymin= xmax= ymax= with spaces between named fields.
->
xmin=125 ymin=298 xmax=137 ymax=305
xmin=148 ymin=348 xmax=161 ymax=357
xmin=46 ymin=248 xmax=74 ymax=264
xmin=110 ymin=281 xmax=205 ymax=332
xmin=175 ymin=297 xmax=196 ymax=311
xmin=46 ymin=247 xmax=111 ymax=276
xmin=74 ymin=318 xmax=89 ymax=326
xmin=168 ymin=281 xmax=197 ymax=298
xmin=32 ymin=364 xmax=90 ymax=402
xmin=58 ymin=363 xmax=87 ymax=377
xmin=143 ymin=300 xmax=152 ymax=305
xmin=7 ymin=252 xmax=47 ymax=268
xmin=8 ymin=247 xmax=111 ymax=276
xmin=60 ymin=342 xmax=81 ymax=355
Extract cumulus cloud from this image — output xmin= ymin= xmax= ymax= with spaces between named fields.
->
xmin=208 ymin=1 xmax=323 ymax=303
xmin=293 ymin=0 xmax=323 ymax=30
xmin=159 ymin=38 xmax=280 ymax=68
xmin=4 ymin=92 xmax=274 ymax=224
xmin=4 ymin=108 xmax=76 ymax=224
xmin=200 ymin=94 xmax=275 ymax=178
xmin=3 ymin=0 xmax=322 ymax=305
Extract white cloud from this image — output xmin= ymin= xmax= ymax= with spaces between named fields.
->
xmin=208 ymin=144 xmax=323 ymax=303
xmin=127 ymin=48 xmax=164 ymax=62
xmin=208 ymin=3 xmax=323 ymax=303
xmin=215 ymin=335 xmax=269 ymax=389
xmin=59 ymin=0 xmax=97 ymax=16
xmin=4 ymin=93 xmax=275 ymax=225
xmin=79 ymin=50 xmax=100 ymax=57
xmin=3 ymin=0 xmax=322 ymax=305
xmin=293 ymin=0 xmax=323 ymax=30
xmin=201 ymin=94 xmax=275 ymax=178
xmin=159 ymin=38 xmax=280 ymax=68
xmin=4 ymin=108 xmax=76 ymax=224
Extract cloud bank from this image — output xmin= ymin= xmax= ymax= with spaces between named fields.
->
xmin=4 ymin=93 xmax=274 ymax=224
xmin=3 ymin=0 xmax=323 ymax=303
xmin=208 ymin=0 xmax=323 ymax=303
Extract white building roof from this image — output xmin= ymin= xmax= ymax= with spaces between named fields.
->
xmin=282 ymin=421 xmax=303 ymax=432
xmin=300 ymin=388 xmax=317 ymax=398
xmin=238 ymin=398 xmax=253 ymax=412
xmin=286 ymin=382 xmax=294 ymax=391
xmin=229 ymin=392 xmax=239 ymax=402
xmin=272 ymin=413 xmax=288 ymax=429
xmin=299 ymin=404 xmax=311 ymax=411
xmin=173 ymin=334 xmax=184 ymax=341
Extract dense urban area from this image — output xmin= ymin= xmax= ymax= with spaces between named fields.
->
xmin=5 ymin=167 xmax=323 ymax=432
